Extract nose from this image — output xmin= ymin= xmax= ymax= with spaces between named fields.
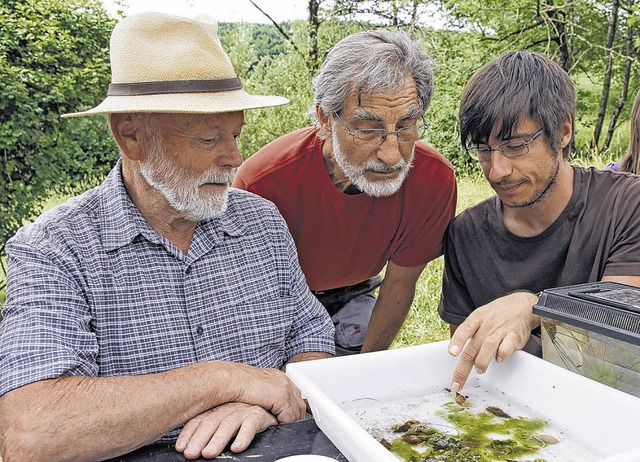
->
xmin=485 ymin=149 xmax=513 ymax=182
xmin=375 ymin=134 xmax=403 ymax=167
xmin=218 ymin=136 xmax=243 ymax=169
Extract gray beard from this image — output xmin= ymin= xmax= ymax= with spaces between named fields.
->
xmin=331 ymin=129 xmax=414 ymax=197
xmin=139 ymin=143 xmax=235 ymax=222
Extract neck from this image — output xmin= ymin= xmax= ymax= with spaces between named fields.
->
xmin=121 ymin=159 xmax=196 ymax=254
xmin=502 ymin=161 xmax=574 ymax=237
xmin=322 ymin=138 xmax=355 ymax=193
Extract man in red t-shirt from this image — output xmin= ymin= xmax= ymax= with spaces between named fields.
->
xmin=234 ymin=30 xmax=457 ymax=355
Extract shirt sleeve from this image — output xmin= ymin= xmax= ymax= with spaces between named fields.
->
xmin=437 ymin=221 xmax=476 ymax=326
xmin=0 ymin=230 xmax=99 ymax=396
xmin=602 ymin=177 xmax=640 ymax=277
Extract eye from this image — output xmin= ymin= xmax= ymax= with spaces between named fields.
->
xmin=475 ymin=145 xmax=492 ymax=153
xmin=505 ymin=141 xmax=527 ymax=152
xmin=356 ymin=129 xmax=384 ymax=140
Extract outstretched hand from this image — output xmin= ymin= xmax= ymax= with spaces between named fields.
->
xmin=176 ymin=403 xmax=277 ymax=459
xmin=447 ymin=291 xmax=540 ymax=392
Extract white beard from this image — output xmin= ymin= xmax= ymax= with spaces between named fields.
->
xmin=331 ymin=129 xmax=414 ymax=197
xmin=139 ymin=142 xmax=235 ymax=222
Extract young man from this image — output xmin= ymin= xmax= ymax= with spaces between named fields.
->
xmin=234 ymin=30 xmax=457 ymax=355
xmin=439 ymin=50 xmax=640 ymax=391
xmin=0 ymin=13 xmax=334 ymax=461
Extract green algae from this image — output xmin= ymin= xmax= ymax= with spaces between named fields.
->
xmin=386 ymin=401 xmax=550 ymax=462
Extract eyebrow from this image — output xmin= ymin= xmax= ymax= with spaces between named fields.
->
xmin=350 ymin=105 xmax=423 ymax=123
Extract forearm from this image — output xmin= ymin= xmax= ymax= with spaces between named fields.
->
xmin=285 ymin=351 xmax=332 ymax=368
xmin=361 ymin=288 xmax=414 ymax=352
xmin=361 ymin=263 xmax=425 ymax=353
xmin=0 ymin=361 xmax=241 ymax=462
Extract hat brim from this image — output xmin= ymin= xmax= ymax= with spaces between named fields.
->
xmin=62 ymin=89 xmax=289 ymax=118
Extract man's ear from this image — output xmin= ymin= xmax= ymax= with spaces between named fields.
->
xmin=559 ymin=118 xmax=573 ymax=151
xmin=316 ymin=105 xmax=332 ymax=137
xmin=110 ymin=113 xmax=145 ymax=161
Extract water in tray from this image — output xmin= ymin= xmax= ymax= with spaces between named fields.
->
xmin=341 ymin=383 xmax=600 ymax=462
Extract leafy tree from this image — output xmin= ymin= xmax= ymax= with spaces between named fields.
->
xmin=0 ymin=0 xmax=118 ymax=262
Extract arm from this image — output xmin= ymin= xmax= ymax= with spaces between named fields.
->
xmin=0 ymin=360 xmax=305 ymax=462
xmin=447 ymin=276 xmax=640 ymax=392
xmin=174 ymin=351 xmax=332 ymax=460
xmin=602 ymin=275 xmax=640 ymax=285
xmin=286 ymin=351 xmax=333 ymax=366
xmin=361 ymin=262 xmax=427 ymax=353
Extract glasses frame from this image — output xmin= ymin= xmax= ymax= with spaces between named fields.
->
xmin=467 ymin=127 xmax=545 ymax=163
xmin=332 ymin=112 xmax=428 ymax=148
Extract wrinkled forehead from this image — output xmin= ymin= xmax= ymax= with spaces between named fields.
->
xmin=344 ymin=77 xmax=423 ymax=121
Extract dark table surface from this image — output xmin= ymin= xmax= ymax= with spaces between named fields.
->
xmin=106 ymin=418 xmax=348 ymax=461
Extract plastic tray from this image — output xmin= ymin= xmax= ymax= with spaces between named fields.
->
xmin=287 ymin=340 xmax=640 ymax=462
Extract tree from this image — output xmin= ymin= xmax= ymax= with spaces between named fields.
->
xmin=0 ymin=0 xmax=117 ymax=262
xmin=603 ymin=0 xmax=638 ymax=151
xmin=591 ymin=0 xmax=621 ymax=149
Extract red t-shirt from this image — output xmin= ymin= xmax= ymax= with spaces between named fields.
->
xmin=233 ymin=127 xmax=457 ymax=291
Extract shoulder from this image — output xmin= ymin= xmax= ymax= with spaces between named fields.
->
xmin=574 ymin=165 xmax=640 ymax=198
xmin=449 ymin=195 xmax=497 ymax=234
xmin=413 ymin=142 xmax=455 ymax=176
xmin=9 ymin=187 xmax=102 ymax=250
xmin=403 ymin=142 xmax=457 ymax=193
xmin=227 ymin=188 xmax=283 ymax=223
xmin=235 ymin=127 xmax=320 ymax=188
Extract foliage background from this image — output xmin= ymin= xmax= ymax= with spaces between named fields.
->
xmin=0 ymin=0 xmax=119 ymax=257
xmin=1 ymin=0 xmax=638 ymax=303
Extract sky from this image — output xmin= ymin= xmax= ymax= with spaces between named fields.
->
xmin=101 ymin=0 xmax=309 ymax=23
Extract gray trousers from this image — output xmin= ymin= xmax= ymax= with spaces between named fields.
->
xmin=312 ymin=275 xmax=382 ymax=356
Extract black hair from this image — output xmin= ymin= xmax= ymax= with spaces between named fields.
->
xmin=459 ymin=51 xmax=576 ymax=158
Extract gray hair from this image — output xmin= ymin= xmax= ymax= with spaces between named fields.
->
xmin=312 ymin=30 xmax=435 ymax=118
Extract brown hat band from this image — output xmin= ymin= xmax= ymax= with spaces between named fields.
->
xmin=107 ymin=78 xmax=243 ymax=96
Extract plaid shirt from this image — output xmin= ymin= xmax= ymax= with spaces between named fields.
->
xmin=0 ymin=162 xmax=334 ymax=399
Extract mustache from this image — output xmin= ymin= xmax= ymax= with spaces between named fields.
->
xmin=197 ymin=168 xmax=236 ymax=185
xmin=490 ymin=177 xmax=529 ymax=188
xmin=363 ymin=159 xmax=407 ymax=174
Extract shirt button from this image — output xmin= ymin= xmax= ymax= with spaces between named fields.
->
xmin=196 ymin=325 xmax=204 ymax=335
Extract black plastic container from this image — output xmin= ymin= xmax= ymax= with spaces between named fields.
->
xmin=533 ymin=281 xmax=640 ymax=396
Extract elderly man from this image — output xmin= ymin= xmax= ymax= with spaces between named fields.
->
xmin=233 ymin=30 xmax=457 ymax=355
xmin=439 ymin=50 xmax=640 ymax=391
xmin=0 ymin=12 xmax=334 ymax=462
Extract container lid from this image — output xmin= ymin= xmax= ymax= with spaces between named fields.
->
xmin=533 ymin=281 xmax=640 ymax=346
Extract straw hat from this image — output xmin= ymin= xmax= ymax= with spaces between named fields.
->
xmin=63 ymin=12 xmax=289 ymax=118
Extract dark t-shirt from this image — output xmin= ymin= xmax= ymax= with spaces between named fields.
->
xmin=439 ymin=166 xmax=640 ymax=326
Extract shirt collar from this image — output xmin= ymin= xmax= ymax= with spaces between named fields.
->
xmin=100 ymin=161 xmax=246 ymax=252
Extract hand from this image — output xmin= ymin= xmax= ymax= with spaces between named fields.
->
xmin=175 ymin=403 xmax=277 ymax=459
xmin=447 ymin=291 xmax=540 ymax=391
xmin=228 ymin=363 xmax=307 ymax=423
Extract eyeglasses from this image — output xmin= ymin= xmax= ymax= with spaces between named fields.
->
xmin=333 ymin=112 xmax=428 ymax=148
xmin=467 ymin=128 xmax=544 ymax=163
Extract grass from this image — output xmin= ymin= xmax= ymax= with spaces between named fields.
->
xmin=391 ymin=175 xmax=494 ymax=347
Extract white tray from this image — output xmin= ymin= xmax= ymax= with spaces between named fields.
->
xmin=287 ymin=340 xmax=640 ymax=462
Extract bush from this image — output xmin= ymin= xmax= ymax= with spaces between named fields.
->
xmin=0 ymin=0 xmax=118 ymax=252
